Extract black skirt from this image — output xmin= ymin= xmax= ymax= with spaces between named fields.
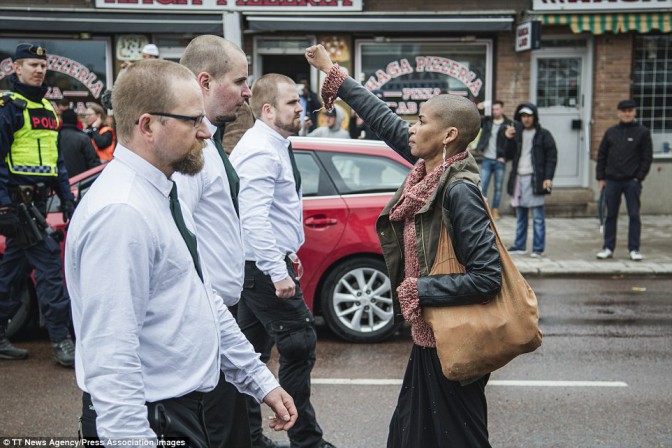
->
xmin=387 ymin=345 xmax=491 ymax=448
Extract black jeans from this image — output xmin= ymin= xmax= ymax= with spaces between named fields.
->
xmin=80 ymin=391 xmax=209 ymax=447
xmin=203 ymin=372 xmax=252 ymax=448
xmin=603 ymin=179 xmax=642 ymax=252
xmin=237 ymin=260 xmax=323 ymax=448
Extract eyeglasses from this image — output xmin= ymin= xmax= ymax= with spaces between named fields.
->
xmin=135 ymin=112 xmax=205 ymax=128
xmin=287 ymin=252 xmax=303 ymax=281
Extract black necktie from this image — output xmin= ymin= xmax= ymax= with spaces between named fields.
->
xmin=287 ymin=142 xmax=302 ymax=195
xmin=213 ymin=127 xmax=240 ymax=217
xmin=169 ymin=182 xmax=203 ymax=282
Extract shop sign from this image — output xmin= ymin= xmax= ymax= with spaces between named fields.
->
xmin=532 ymin=0 xmax=671 ymax=12
xmin=363 ymin=56 xmax=484 ymax=114
xmin=0 ymin=55 xmax=105 ymax=100
xmin=95 ymin=0 xmax=363 ymax=11
xmin=515 ymin=21 xmax=541 ymax=52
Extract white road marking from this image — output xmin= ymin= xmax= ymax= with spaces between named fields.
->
xmin=312 ymin=379 xmax=628 ymax=387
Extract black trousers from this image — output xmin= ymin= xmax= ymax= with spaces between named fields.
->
xmin=80 ymin=391 xmax=209 ymax=447
xmin=203 ymin=372 xmax=252 ymax=448
xmin=237 ymin=260 xmax=323 ymax=448
xmin=603 ymin=179 xmax=642 ymax=252
xmin=0 ymin=235 xmax=70 ymax=341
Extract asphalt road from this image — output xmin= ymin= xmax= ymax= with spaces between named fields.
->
xmin=1 ymin=277 xmax=671 ymax=447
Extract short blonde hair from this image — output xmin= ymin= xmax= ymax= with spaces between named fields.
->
xmin=180 ymin=35 xmax=244 ymax=80
xmin=250 ymin=73 xmax=296 ymax=118
xmin=112 ymin=59 xmax=195 ymax=142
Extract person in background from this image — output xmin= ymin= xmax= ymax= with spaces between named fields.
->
xmin=297 ymin=76 xmax=320 ymax=133
xmin=300 ymin=104 xmax=350 ymax=139
xmin=223 ymin=100 xmax=255 ymax=154
xmin=59 ymin=109 xmax=100 ymax=177
xmin=0 ymin=43 xmax=76 ymax=366
xmin=305 ymin=43 xmax=501 ymax=448
xmin=83 ymin=103 xmax=116 ymax=161
xmin=475 ymin=100 xmax=512 ymax=220
xmin=65 ymin=58 xmax=296 ymax=445
xmin=141 ymin=43 xmax=160 ymax=59
xmin=504 ymin=103 xmax=557 ymax=258
xmin=596 ymin=99 xmax=653 ymax=261
xmin=231 ymin=73 xmax=336 ymax=448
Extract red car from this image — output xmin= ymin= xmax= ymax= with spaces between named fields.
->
xmin=1 ymin=137 xmax=412 ymax=343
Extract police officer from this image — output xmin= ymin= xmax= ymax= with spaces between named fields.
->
xmin=0 ymin=43 xmax=76 ymax=366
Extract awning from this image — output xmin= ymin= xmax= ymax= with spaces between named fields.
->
xmin=541 ymin=12 xmax=671 ymax=34
xmin=0 ymin=10 xmax=223 ymax=34
xmin=246 ymin=14 xmax=515 ymax=33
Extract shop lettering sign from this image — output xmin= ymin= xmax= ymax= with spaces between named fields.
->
xmin=95 ymin=0 xmax=363 ymax=11
xmin=0 ymin=55 xmax=105 ymax=99
xmin=364 ymin=56 xmax=483 ymax=97
xmin=532 ymin=0 xmax=671 ymax=12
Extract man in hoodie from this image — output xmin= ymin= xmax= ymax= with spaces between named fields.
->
xmin=301 ymin=104 xmax=350 ymax=139
xmin=595 ymin=99 xmax=653 ymax=261
xmin=0 ymin=43 xmax=76 ymax=366
xmin=504 ymin=103 xmax=557 ymax=258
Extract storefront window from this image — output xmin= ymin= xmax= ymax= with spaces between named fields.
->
xmin=355 ymin=39 xmax=492 ymax=118
xmin=0 ymin=38 xmax=111 ymax=114
xmin=633 ymin=35 xmax=672 ymax=156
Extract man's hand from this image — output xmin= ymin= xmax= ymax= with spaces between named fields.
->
xmin=598 ymin=180 xmax=605 ymax=191
xmin=62 ymin=200 xmax=75 ymax=222
xmin=274 ymin=276 xmax=296 ymax=299
xmin=263 ymin=387 xmax=298 ymax=432
xmin=0 ymin=207 xmax=20 ymax=238
xmin=497 ymin=157 xmax=506 ymax=164
xmin=305 ymin=45 xmax=335 ymax=73
xmin=505 ymin=124 xmax=516 ymax=139
xmin=542 ymin=179 xmax=553 ymax=191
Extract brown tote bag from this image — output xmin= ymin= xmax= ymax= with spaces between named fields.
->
xmin=422 ymin=200 xmax=543 ymax=382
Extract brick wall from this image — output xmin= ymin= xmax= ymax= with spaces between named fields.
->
xmin=591 ymin=33 xmax=633 ymax=159
xmin=493 ymin=31 xmax=531 ymax=119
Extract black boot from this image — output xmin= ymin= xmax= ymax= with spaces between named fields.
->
xmin=0 ymin=324 xmax=28 ymax=360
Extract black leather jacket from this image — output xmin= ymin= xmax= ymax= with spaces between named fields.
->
xmin=336 ymin=78 xmax=501 ymax=323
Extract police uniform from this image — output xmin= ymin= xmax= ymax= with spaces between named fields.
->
xmin=0 ymin=44 xmax=75 ymax=366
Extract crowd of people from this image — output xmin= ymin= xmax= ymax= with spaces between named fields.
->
xmin=0 ymin=36 xmax=654 ymax=448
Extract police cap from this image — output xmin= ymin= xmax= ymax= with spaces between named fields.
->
xmin=617 ymin=99 xmax=637 ymax=110
xmin=13 ymin=43 xmax=48 ymax=62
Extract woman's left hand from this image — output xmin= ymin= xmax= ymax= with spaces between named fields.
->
xmin=397 ymin=277 xmax=421 ymax=323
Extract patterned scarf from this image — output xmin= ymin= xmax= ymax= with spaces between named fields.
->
xmin=389 ymin=151 xmax=468 ymax=347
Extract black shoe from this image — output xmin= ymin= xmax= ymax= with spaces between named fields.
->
xmin=316 ymin=442 xmax=336 ymax=448
xmin=0 ymin=336 xmax=29 ymax=360
xmin=251 ymin=435 xmax=290 ymax=448
xmin=52 ymin=336 xmax=75 ymax=367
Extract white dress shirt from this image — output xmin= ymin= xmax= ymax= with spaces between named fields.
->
xmin=65 ymin=144 xmax=278 ymax=443
xmin=174 ymin=117 xmax=245 ymax=305
xmin=230 ymin=120 xmax=304 ymax=282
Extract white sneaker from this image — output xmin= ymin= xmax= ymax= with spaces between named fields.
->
xmin=530 ymin=251 xmax=545 ymax=258
xmin=596 ymin=248 xmax=613 ymax=259
xmin=630 ymin=250 xmax=643 ymax=261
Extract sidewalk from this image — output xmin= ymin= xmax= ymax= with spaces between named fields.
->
xmin=495 ymin=214 xmax=672 ymax=276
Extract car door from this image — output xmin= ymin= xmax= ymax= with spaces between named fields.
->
xmin=295 ymin=150 xmax=348 ymax=301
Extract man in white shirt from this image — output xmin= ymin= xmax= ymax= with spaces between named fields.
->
xmin=173 ymin=35 xmax=260 ymax=448
xmin=65 ymin=60 xmax=296 ymax=446
xmin=230 ymin=74 xmax=336 ymax=448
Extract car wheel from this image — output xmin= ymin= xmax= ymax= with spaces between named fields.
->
xmin=6 ymin=278 xmax=36 ymax=339
xmin=320 ymin=257 xmax=398 ymax=343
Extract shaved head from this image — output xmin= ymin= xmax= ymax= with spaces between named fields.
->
xmin=426 ymin=95 xmax=481 ymax=150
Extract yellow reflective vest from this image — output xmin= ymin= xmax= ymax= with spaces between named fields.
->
xmin=5 ymin=92 xmax=60 ymax=176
